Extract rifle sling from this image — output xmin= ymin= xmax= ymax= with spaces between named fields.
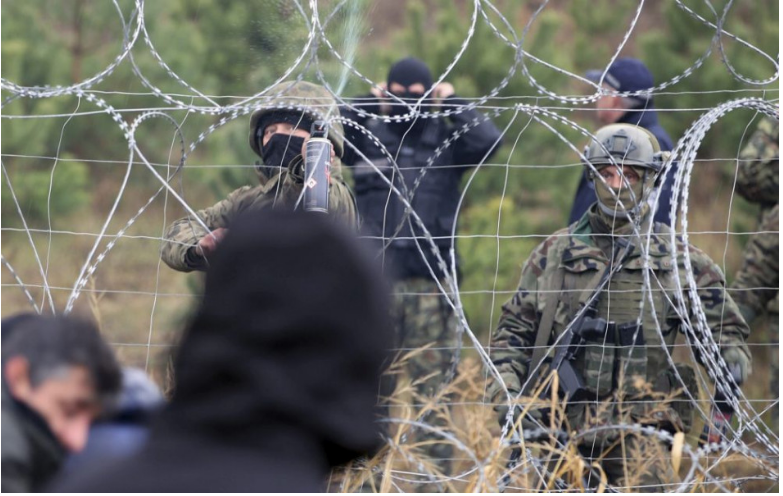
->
xmin=524 ymin=239 xmax=634 ymax=395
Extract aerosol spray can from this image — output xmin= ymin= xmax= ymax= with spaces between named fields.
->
xmin=304 ymin=121 xmax=332 ymax=213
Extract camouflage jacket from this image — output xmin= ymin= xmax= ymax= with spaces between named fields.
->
xmin=736 ymin=117 xmax=779 ymax=209
xmin=160 ymin=158 xmax=358 ymax=272
xmin=731 ymin=204 xmax=779 ymax=320
xmin=490 ymin=210 xmax=750 ymax=432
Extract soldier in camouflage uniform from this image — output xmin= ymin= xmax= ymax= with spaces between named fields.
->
xmin=733 ymin=205 xmax=780 ymax=432
xmin=731 ymin=116 xmax=779 ymax=428
xmin=161 ymin=81 xmax=358 ymax=272
xmin=490 ymin=124 xmax=751 ymax=491
xmin=735 ymin=117 xmax=779 ymax=209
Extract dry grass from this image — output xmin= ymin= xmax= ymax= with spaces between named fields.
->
xmin=330 ymin=354 xmax=778 ymax=493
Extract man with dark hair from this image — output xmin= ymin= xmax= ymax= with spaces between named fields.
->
xmin=54 ymin=209 xmax=394 ymax=492
xmin=570 ymin=57 xmax=676 ymax=225
xmin=61 ymin=367 xmax=164 ymax=474
xmin=1 ymin=314 xmax=121 ymax=492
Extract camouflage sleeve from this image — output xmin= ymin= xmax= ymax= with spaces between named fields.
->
xmin=161 ymin=158 xmax=358 ymax=273
xmin=489 ymin=241 xmax=549 ymax=400
xmin=687 ymin=244 xmax=752 ymax=364
xmin=730 ymin=204 xmax=779 ymax=321
xmin=160 ymin=186 xmax=252 ymax=272
xmin=736 ymin=117 xmax=779 ymax=205
xmin=326 ymin=177 xmax=359 ymax=228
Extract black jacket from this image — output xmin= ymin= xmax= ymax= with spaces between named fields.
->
xmin=569 ymin=106 xmax=676 ymax=225
xmin=52 ymin=210 xmax=394 ymax=492
xmin=342 ymin=95 xmax=502 ymax=280
xmin=1 ymin=384 xmax=66 ymax=492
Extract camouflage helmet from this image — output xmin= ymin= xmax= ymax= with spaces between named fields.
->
xmin=249 ymin=81 xmax=345 ymax=161
xmin=583 ymin=123 xmax=664 ymax=173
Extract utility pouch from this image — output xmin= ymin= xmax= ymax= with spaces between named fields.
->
xmin=581 ymin=317 xmax=614 ymax=397
xmin=654 ymin=363 xmax=697 ymax=433
xmin=616 ymin=321 xmax=648 ymax=397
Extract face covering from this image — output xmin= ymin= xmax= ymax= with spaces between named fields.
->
xmin=387 ymin=57 xmax=433 ymax=92
xmin=386 ymin=57 xmax=433 ymax=134
xmin=593 ymin=166 xmax=653 ymax=226
xmin=388 ymin=91 xmax=425 ymax=117
xmin=259 ymin=133 xmax=306 ymax=178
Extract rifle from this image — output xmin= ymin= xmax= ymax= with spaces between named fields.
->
xmin=543 ymin=304 xmax=609 ymax=402
xmin=545 ymin=240 xmax=636 ymax=401
xmin=501 ymin=242 xmax=634 ymax=491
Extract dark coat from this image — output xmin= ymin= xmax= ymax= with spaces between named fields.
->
xmin=1 ymin=384 xmax=66 ymax=492
xmin=342 ymin=95 xmax=502 ymax=280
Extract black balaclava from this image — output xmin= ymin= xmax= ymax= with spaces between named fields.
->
xmin=386 ymin=57 xmax=433 ymax=134
xmin=261 ymin=134 xmax=306 ymax=172
xmin=387 ymin=57 xmax=433 ymax=95
xmin=163 ymin=209 xmax=394 ymax=468
xmin=255 ymin=110 xmax=315 ymax=179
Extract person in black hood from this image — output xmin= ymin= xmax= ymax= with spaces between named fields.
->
xmin=341 ymin=56 xmax=502 ymax=477
xmin=52 ymin=209 xmax=394 ymax=493
xmin=382 ymin=57 xmax=435 ymax=135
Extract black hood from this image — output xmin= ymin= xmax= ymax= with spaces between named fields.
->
xmin=387 ymin=57 xmax=433 ymax=90
xmin=162 ymin=209 xmax=394 ymax=468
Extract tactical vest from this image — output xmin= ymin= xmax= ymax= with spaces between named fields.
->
xmin=539 ymin=222 xmax=696 ymax=435
xmin=351 ymin=118 xmax=464 ymax=280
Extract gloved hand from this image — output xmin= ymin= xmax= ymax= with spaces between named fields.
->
xmin=494 ymin=399 xmax=544 ymax=431
xmin=721 ymin=347 xmax=751 ymax=385
xmin=519 ymin=407 xmax=544 ymax=431
xmin=494 ymin=398 xmax=515 ymax=428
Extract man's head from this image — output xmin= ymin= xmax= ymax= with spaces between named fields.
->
xmin=385 ymin=57 xmax=437 ymax=136
xmin=387 ymin=57 xmax=433 ymax=98
xmin=1 ymin=314 xmax=121 ymax=453
xmin=584 ymin=123 xmax=664 ymax=224
xmin=249 ymin=81 xmax=345 ymax=179
xmin=168 ymin=209 xmax=394 ymax=467
xmin=254 ymin=111 xmax=313 ymax=178
xmin=586 ymin=58 xmax=655 ymax=125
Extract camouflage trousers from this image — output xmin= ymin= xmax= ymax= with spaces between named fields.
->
xmin=389 ymin=277 xmax=461 ymax=483
xmin=770 ymin=314 xmax=778 ymax=430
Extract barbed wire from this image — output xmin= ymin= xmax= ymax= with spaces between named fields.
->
xmin=1 ymin=0 xmax=778 ymax=492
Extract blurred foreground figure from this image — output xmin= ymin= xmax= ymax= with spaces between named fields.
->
xmin=55 ymin=209 xmax=394 ymax=492
xmin=62 ymin=367 xmax=163 ymax=474
xmin=1 ymin=314 xmax=121 ymax=493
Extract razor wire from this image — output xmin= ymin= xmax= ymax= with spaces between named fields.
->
xmin=1 ymin=0 xmax=779 ymax=492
